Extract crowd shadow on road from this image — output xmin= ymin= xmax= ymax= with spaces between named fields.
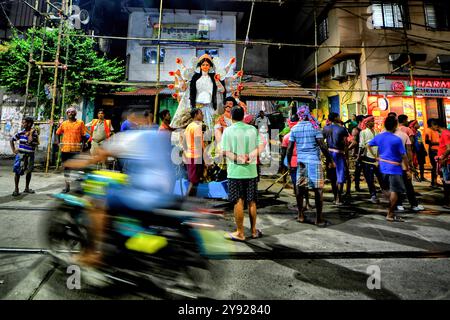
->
xmin=242 ymin=241 xmax=401 ymax=300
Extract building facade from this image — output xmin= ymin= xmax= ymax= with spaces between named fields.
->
xmin=126 ymin=9 xmax=238 ymax=82
xmin=298 ymin=0 xmax=450 ymax=130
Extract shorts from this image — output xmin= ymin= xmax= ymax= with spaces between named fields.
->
xmin=61 ymin=152 xmax=79 ymax=163
xmin=330 ymin=151 xmax=346 ymax=184
xmin=228 ymin=178 xmax=258 ymax=204
xmin=13 ymin=153 xmax=35 ymax=175
xmin=185 ymin=158 xmax=203 ymax=185
xmin=289 ymin=167 xmax=297 ymax=187
xmin=383 ymin=174 xmax=406 ymax=193
xmin=297 ymin=161 xmax=324 ymax=189
xmin=442 ymin=164 xmax=450 ymax=184
xmin=61 ymin=152 xmax=80 ymax=177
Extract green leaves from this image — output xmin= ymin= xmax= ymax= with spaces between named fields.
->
xmin=0 ymin=28 xmax=125 ymax=119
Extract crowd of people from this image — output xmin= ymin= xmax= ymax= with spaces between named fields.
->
xmin=9 ymin=100 xmax=450 ymax=235
xmin=8 ymin=52 xmax=450 ymax=244
xmin=9 ymin=99 xmax=450 ymax=234
xmin=7 ymin=52 xmax=449 ymax=267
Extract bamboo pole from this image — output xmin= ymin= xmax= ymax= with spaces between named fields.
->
xmin=153 ymin=0 xmax=164 ymax=124
xmin=45 ymin=0 xmax=66 ymax=174
xmin=56 ymin=0 xmax=72 ymax=171
xmin=22 ymin=0 xmax=40 ymax=115
xmin=34 ymin=18 xmax=48 ymax=119
xmin=241 ymin=0 xmax=255 ymax=73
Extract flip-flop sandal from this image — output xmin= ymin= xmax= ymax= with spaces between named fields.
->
xmin=386 ymin=216 xmax=405 ymax=222
xmin=224 ymin=233 xmax=246 ymax=242
xmin=315 ymin=221 xmax=332 ymax=228
xmin=251 ymin=229 xmax=263 ymax=239
xmin=12 ymin=191 xmax=20 ymax=197
xmin=23 ymin=189 xmax=35 ymax=194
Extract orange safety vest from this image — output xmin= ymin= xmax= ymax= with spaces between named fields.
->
xmin=89 ymin=119 xmax=111 ymax=142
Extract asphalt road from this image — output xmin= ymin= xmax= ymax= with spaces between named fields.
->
xmin=0 ymin=162 xmax=449 ymax=300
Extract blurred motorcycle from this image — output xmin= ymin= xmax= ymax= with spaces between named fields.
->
xmin=43 ymin=168 xmax=229 ymax=298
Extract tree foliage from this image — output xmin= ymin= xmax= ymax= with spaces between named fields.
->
xmin=0 ymin=28 xmax=124 ymax=119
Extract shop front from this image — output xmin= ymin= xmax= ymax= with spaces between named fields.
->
xmin=368 ymin=76 xmax=450 ymax=131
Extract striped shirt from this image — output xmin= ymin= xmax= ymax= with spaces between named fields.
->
xmin=11 ymin=129 xmax=39 ymax=153
xmin=289 ymin=121 xmax=323 ymax=164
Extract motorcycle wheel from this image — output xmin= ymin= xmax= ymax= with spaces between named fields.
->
xmin=44 ymin=204 xmax=91 ymax=265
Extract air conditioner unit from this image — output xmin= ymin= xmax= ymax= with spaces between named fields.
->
xmin=331 ymin=63 xmax=346 ymax=80
xmin=346 ymin=59 xmax=357 ymax=75
xmin=437 ymin=55 xmax=450 ymax=73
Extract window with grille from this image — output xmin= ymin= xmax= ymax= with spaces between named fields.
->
xmin=142 ymin=47 xmax=165 ymax=64
xmin=318 ymin=17 xmax=329 ymax=44
xmin=372 ymin=2 xmax=408 ymax=29
xmin=425 ymin=2 xmax=450 ymax=31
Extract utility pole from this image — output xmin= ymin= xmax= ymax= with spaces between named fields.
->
xmin=314 ymin=7 xmax=319 ymax=119
xmin=400 ymin=5 xmax=417 ymax=120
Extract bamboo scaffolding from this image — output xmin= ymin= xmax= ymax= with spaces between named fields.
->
xmin=22 ymin=0 xmax=40 ymax=115
xmin=44 ymin=0 xmax=66 ymax=174
xmin=55 ymin=0 xmax=72 ymax=171
xmin=34 ymin=18 xmax=47 ymax=118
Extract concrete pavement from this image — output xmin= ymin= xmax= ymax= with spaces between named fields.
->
xmin=0 ymin=159 xmax=449 ymax=299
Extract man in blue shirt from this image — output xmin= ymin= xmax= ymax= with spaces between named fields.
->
xmin=323 ymin=113 xmax=349 ymax=205
xmin=65 ymin=110 xmax=175 ymax=266
xmin=368 ymin=116 xmax=411 ymax=222
xmin=120 ymin=108 xmax=138 ymax=132
xmin=287 ymin=105 xmax=334 ymax=227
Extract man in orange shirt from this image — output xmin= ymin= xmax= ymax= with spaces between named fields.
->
xmin=424 ymin=118 xmax=441 ymax=187
xmin=56 ymin=106 xmax=87 ymax=193
xmin=86 ymin=109 xmax=114 ymax=156
xmin=183 ymin=108 xmax=205 ymax=196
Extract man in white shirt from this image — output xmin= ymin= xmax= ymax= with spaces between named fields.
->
xmin=359 ymin=116 xmax=386 ymax=203
xmin=255 ymin=111 xmax=271 ymax=159
xmin=394 ymin=117 xmax=424 ymax=212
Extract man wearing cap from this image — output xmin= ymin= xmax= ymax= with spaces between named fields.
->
xmin=56 ymin=106 xmax=87 ymax=193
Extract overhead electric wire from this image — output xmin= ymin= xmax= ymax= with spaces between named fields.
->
xmin=61 ymin=33 xmax=406 ymax=49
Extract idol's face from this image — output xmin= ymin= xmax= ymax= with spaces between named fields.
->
xmin=201 ymin=61 xmax=211 ymax=73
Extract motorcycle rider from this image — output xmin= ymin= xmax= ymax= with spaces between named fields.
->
xmin=65 ymin=109 xmax=175 ymax=267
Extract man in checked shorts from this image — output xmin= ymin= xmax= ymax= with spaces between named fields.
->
xmin=287 ymin=105 xmax=335 ymax=227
